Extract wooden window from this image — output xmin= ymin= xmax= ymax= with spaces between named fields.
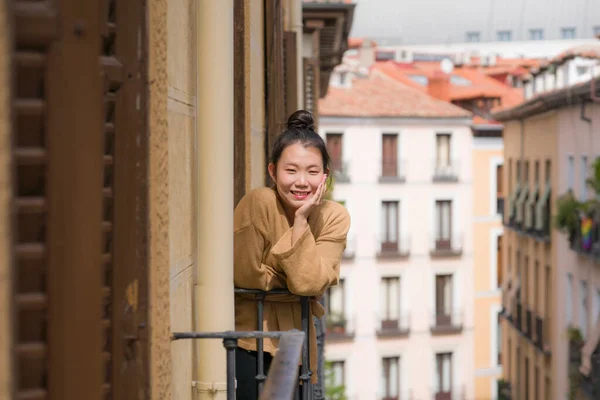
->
xmin=545 ymin=160 xmax=551 ymax=183
xmin=435 ymin=275 xmax=453 ymax=326
xmin=283 ymin=31 xmax=298 ymax=118
xmin=382 ymin=133 xmax=398 ymax=177
xmin=497 ymin=235 xmax=503 ymax=289
xmin=326 ymin=133 xmax=343 ymax=174
xmin=496 ymin=164 xmax=504 ymax=197
xmin=435 ymin=133 xmax=451 ymax=170
xmin=381 ymin=357 xmax=400 ymax=400
xmin=435 ymin=200 xmax=452 ymax=249
xmin=435 ymin=352 xmax=453 ymax=400
xmin=381 ymin=201 xmax=399 ymax=252
xmin=326 ymin=279 xmax=346 ymax=332
xmin=380 ymin=277 xmax=400 ymax=330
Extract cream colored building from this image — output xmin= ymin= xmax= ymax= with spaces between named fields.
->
xmin=0 ymin=0 xmax=353 ymax=399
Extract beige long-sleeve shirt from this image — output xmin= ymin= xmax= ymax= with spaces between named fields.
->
xmin=233 ymin=187 xmax=350 ymax=383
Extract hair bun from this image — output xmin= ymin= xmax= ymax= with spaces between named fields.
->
xmin=287 ymin=110 xmax=315 ymax=131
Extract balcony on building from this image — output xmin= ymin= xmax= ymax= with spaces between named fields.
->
xmin=534 ymin=312 xmax=551 ymax=355
xmin=331 ymin=160 xmax=351 ymax=183
xmin=507 ymin=180 xmax=551 ymax=241
xmin=379 ymin=158 xmax=406 ymax=183
xmin=430 ymin=311 xmax=464 ymax=335
xmin=342 ymin=232 xmax=356 ymax=260
xmin=433 ymin=386 xmax=465 ymax=400
xmin=525 ymin=307 xmax=533 ymax=340
xmin=376 ymin=314 xmax=410 ymax=338
xmin=376 ymin=234 xmax=410 ymax=259
xmin=497 ymin=380 xmax=512 ymax=400
xmin=325 ymin=312 xmax=355 ymax=342
xmin=432 ymin=159 xmax=459 ymax=182
xmin=567 ymin=210 xmax=600 ymax=262
xmin=514 ymin=300 xmax=523 ymax=332
xmin=569 ymin=323 xmax=600 ymax=399
xmin=430 ymin=233 xmax=463 ymax=257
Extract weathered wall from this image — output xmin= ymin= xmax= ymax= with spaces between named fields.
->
xmin=147 ymin=0 xmax=172 ymax=398
xmin=167 ymin=0 xmax=197 ymax=399
xmin=0 ymin=0 xmax=12 ymax=397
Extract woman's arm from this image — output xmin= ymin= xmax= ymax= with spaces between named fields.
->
xmin=270 ymin=209 xmax=350 ymax=296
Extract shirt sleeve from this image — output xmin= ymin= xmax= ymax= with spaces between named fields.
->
xmin=234 ymin=223 xmax=286 ymax=291
xmin=269 ymin=210 xmax=350 ymax=296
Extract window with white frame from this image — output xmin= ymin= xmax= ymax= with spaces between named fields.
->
xmin=594 ymin=26 xmax=600 ymax=36
xmin=567 ymin=274 xmax=574 ymax=326
xmin=568 ymin=156 xmax=574 ymax=190
xmin=328 ymin=361 xmax=345 ymax=390
xmin=435 ymin=352 xmax=453 ymax=397
xmin=581 ymin=156 xmax=588 ymax=198
xmin=435 ymin=200 xmax=452 ymax=250
xmin=497 ymin=30 xmax=512 ymax=41
xmin=380 ymin=277 xmax=401 ymax=330
xmin=580 ymin=280 xmax=588 ymax=337
xmin=529 ymin=29 xmax=544 ymax=40
xmin=466 ymin=31 xmax=480 ymax=43
xmin=326 ymin=279 xmax=346 ymax=332
xmin=381 ymin=201 xmax=399 ymax=252
xmin=561 ymin=27 xmax=576 ymax=39
xmin=381 ymin=357 xmax=400 ymax=400
xmin=435 ymin=274 xmax=454 ymax=326
xmin=435 ymin=133 xmax=451 ymax=173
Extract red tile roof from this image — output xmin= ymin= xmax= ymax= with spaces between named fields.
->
xmin=318 ymin=70 xmax=471 ymax=118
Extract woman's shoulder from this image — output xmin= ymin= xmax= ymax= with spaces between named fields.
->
xmin=237 ymin=187 xmax=278 ymax=210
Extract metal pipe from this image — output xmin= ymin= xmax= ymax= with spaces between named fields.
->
xmin=300 ymin=296 xmax=311 ymax=400
xmin=223 ymin=338 xmax=238 ymax=400
xmin=256 ymin=293 xmax=267 ymax=395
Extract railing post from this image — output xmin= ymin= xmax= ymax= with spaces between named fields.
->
xmin=299 ymin=296 xmax=311 ymax=400
xmin=223 ymin=338 xmax=238 ymax=400
xmin=314 ymin=295 xmax=326 ymax=400
xmin=256 ymin=293 xmax=267 ymax=396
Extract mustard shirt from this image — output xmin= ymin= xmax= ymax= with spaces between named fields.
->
xmin=233 ymin=187 xmax=350 ymax=383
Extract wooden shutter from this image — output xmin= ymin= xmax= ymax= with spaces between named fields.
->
xmin=382 ymin=134 xmax=398 ymax=177
xmin=303 ymin=57 xmax=320 ymax=129
xmin=283 ymin=31 xmax=298 ymax=119
xmin=326 ymin=133 xmax=342 ymax=172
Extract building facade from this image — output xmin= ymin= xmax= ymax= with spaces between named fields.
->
xmin=319 ymin=68 xmax=475 ymax=399
xmin=496 ymin=55 xmax=600 ymax=399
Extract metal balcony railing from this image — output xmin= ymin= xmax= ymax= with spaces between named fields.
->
xmin=430 ymin=311 xmax=464 ymax=334
xmin=432 ymin=159 xmax=460 ymax=182
xmin=376 ymin=313 xmax=410 ymax=337
xmin=172 ymin=288 xmax=314 ymax=400
xmin=431 ymin=385 xmax=466 ymax=400
xmin=377 ymin=234 xmax=411 ymax=259
xmin=429 ymin=233 xmax=463 ymax=257
xmin=379 ymin=159 xmax=407 ymax=183
xmin=515 ymin=302 xmax=522 ymax=332
xmin=331 ymin=161 xmax=351 ymax=183
xmin=525 ymin=308 xmax=533 ymax=340
xmin=325 ymin=313 xmax=355 ymax=340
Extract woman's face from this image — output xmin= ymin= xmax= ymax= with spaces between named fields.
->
xmin=268 ymin=142 xmax=325 ymax=214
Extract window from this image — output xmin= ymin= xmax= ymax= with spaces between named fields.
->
xmin=328 ymin=361 xmax=345 ymax=390
xmin=497 ymin=235 xmax=503 ymax=289
xmin=380 ymin=277 xmax=401 ymax=330
xmin=529 ymin=29 xmax=544 ymax=40
xmin=435 ymin=200 xmax=452 ymax=250
xmin=435 ymin=274 xmax=453 ymax=326
xmin=381 ymin=201 xmax=399 ymax=252
xmin=326 ymin=279 xmax=346 ymax=332
xmin=497 ymin=30 xmax=512 ymax=41
xmin=326 ymin=133 xmax=344 ymax=175
xmin=545 ymin=160 xmax=551 ymax=184
xmin=497 ymin=163 xmax=504 ymax=216
xmin=381 ymin=133 xmax=398 ymax=177
xmin=582 ymin=156 xmax=588 ymax=198
xmin=435 ymin=133 xmax=451 ymax=171
xmin=561 ymin=27 xmax=576 ymax=39
xmin=449 ymin=75 xmax=472 ymax=86
xmin=534 ymin=261 xmax=540 ymax=310
xmin=381 ymin=357 xmax=400 ymax=400
xmin=497 ymin=312 xmax=502 ymax=365
xmin=594 ymin=26 xmax=600 ymax=36
xmin=581 ymin=280 xmax=588 ymax=337
xmin=594 ymin=289 xmax=600 ymax=326
xmin=466 ymin=31 xmax=480 ymax=42
xmin=568 ymin=156 xmax=574 ymax=190
xmin=509 ymin=159 xmax=513 ymax=192
xmin=408 ymin=74 xmax=428 ymax=86
xmin=567 ymin=274 xmax=574 ymax=325
xmin=435 ymin=353 xmax=453 ymax=399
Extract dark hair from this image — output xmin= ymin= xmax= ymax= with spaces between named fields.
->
xmin=270 ymin=110 xmax=330 ymax=171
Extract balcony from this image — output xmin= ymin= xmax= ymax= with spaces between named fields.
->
xmin=376 ymin=314 xmax=410 ymax=338
xmin=342 ymin=233 xmax=356 ymax=260
xmin=567 ymin=215 xmax=600 ymax=262
xmin=377 ymin=235 xmax=410 ymax=259
xmin=429 ymin=234 xmax=463 ymax=258
xmin=525 ymin=308 xmax=533 ymax=340
xmin=331 ymin=161 xmax=351 ymax=183
xmin=432 ymin=386 xmax=465 ymax=400
xmin=379 ymin=159 xmax=406 ymax=183
xmin=569 ymin=337 xmax=600 ymax=399
xmin=430 ymin=312 xmax=464 ymax=335
xmin=514 ymin=301 xmax=522 ymax=332
xmin=506 ymin=183 xmax=551 ymax=242
xmin=379 ymin=391 xmax=413 ymax=400
xmin=432 ymin=160 xmax=459 ymax=183
xmin=325 ymin=312 xmax=354 ymax=341
xmin=534 ymin=314 xmax=551 ymax=355
xmin=497 ymin=380 xmax=512 ymax=400
xmin=497 ymin=196 xmax=505 ymax=219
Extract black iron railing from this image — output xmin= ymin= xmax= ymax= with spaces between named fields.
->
xmin=172 ymin=288 xmax=314 ymax=400
xmin=515 ymin=302 xmax=522 ymax=332
xmin=525 ymin=308 xmax=533 ymax=340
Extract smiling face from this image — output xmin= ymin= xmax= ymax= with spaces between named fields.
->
xmin=268 ymin=142 xmax=326 ymax=219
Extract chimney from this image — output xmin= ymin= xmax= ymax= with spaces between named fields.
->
xmin=427 ymin=71 xmax=451 ymax=102
xmin=358 ymin=39 xmax=375 ymax=69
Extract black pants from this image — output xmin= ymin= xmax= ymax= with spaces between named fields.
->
xmin=235 ymin=349 xmax=302 ymax=400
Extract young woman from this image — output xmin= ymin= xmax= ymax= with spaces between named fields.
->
xmin=233 ymin=110 xmax=350 ymax=399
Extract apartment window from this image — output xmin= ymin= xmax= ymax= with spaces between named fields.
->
xmin=326 ymin=279 xmax=345 ymax=332
xmin=561 ymin=27 xmax=576 ymax=39
xmin=525 ymin=357 xmax=530 ymax=400
xmin=529 ymin=29 xmax=544 ymax=40
xmin=567 ymin=274 xmax=574 ymax=325
xmin=497 ymin=235 xmax=503 ymax=289
xmin=516 ymin=160 xmax=522 ymax=184
xmin=381 ymin=201 xmax=399 ymax=252
xmin=435 ymin=275 xmax=453 ymax=326
xmin=535 ymin=366 xmax=539 ymax=400
xmin=435 ymin=200 xmax=452 ymax=250
xmin=545 ymin=160 xmax=551 ymax=183
xmin=496 ymin=164 xmax=504 ymax=215
xmin=328 ymin=361 xmax=345 ymax=389
xmin=594 ymin=26 xmax=600 ymax=36
xmin=382 ymin=133 xmax=399 ymax=177
xmin=497 ymin=312 xmax=502 ymax=365
xmin=381 ymin=357 xmax=400 ymax=400
xmin=580 ymin=280 xmax=588 ymax=337
xmin=435 ymin=133 xmax=451 ymax=170
xmin=435 ymin=353 xmax=453 ymax=399
xmin=497 ymin=30 xmax=512 ymax=41
xmin=534 ymin=262 xmax=540 ymax=310
xmin=581 ymin=156 xmax=588 ymax=198
xmin=380 ymin=277 xmax=401 ymax=330
xmin=545 ymin=265 xmax=551 ymax=321
xmin=568 ymin=156 xmax=574 ymax=190
xmin=326 ymin=133 xmax=344 ymax=175
xmin=466 ymin=31 xmax=480 ymax=42
xmin=508 ymin=159 xmax=513 ymax=192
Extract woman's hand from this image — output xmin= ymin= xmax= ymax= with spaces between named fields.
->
xmin=294 ymin=174 xmax=327 ymax=221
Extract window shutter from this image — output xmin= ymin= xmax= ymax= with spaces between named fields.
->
xmin=283 ymin=31 xmax=298 ymax=118
xmin=303 ymin=57 xmax=320 ymax=129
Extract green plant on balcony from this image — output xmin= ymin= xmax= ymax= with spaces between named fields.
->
xmin=324 ymin=361 xmax=347 ymax=400
xmin=554 ymin=191 xmax=582 ymax=235
xmin=497 ymin=379 xmax=511 ymax=400
xmin=569 ymin=326 xmax=584 ymax=345
xmin=327 ymin=311 xmax=347 ymax=334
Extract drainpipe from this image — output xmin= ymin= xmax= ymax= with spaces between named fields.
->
xmin=290 ymin=0 xmax=304 ymax=108
xmin=195 ymin=0 xmax=235 ymax=398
